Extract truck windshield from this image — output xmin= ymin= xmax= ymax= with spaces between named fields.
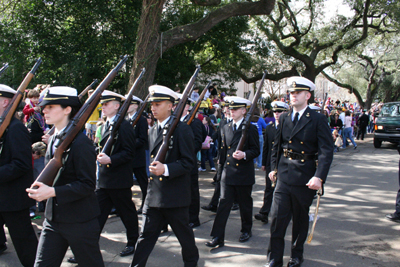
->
xmin=380 ymin=103 xmax=400 ymax=117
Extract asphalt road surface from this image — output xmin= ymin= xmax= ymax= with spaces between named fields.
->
xmin=1 ymin=134 xmax=400 ymax=267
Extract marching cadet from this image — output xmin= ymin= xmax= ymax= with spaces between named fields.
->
xmin=201 ymin=103 xmax=239 ymax=213
xmin=175 ymin=93 xmax=205 ymax=228
xmin=130 ymin=85 xmax=199 ymax=267
xmin=265 ymin=77 xmax=333 ymax=267
xmin=206 ymin=96 xmax=260 ymax=248
xmin=254 ymin=101 xmax=289 ymax=224
xmin=0 ymin=85 xmax=38 ymax=267
xmin=96 ymin=90 xmax=139 ymax=257
xmin=125 ymin=95 xmax=149 ymax=214
xmin=27 ymin=87 xmax=104 ymax=267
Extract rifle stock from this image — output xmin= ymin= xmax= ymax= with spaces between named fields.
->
xmin=47 ymin=79 xmax=100 ymax=137
xmin=0 ymin=58 xmax=42 ymax=139
xmin=130 ymin=94 xmax=150 ymax=127
xmin=236 ymin=70 xmax=267 ymax=151
xmin=154 ymin=66 xmax=201 ymax=163
xmin=101 ymin=68 xmax=145 ymax=156
xmin=184 ymin=80 xmax=212 ymax=125
xmin=0 ymin=63 xmax=9 ymax=77
xmin=34 ymin=55 xmax=129 ymax=187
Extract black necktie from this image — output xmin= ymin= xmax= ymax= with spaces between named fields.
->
xmin=234 ymin=124 xmax=237 ymax=132
xmin=293 ymin=112 xmax=299 ymax=125
xmin=158 ymin=126 xmax=162 ymax=135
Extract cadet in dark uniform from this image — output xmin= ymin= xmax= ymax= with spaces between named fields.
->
xmin=265 ymin=77 xmax=334 ymax=267
xmin=201 ymin=103 xmax=237 ymax=212
xmin=130 ymin=85 xmax=199 ymax=267
xmin=175 ymin=93 xmax=205 ymax=228
xmin=0 ymin=84 xmax=38 ymax=267
xmin=126 ymin=95 xmax=149 ymax=214
xmin=206 ymin=96 xmax=260 ymax=248
xmin=254 ymin=101 xmax=288 ymax=224
xmin=97 ymin=90 xmax=139 ymax=257
xmin=27 ymin=86 xmax=103 ymax=267
xmin=357 ymin=109 xmax=369 ymax=140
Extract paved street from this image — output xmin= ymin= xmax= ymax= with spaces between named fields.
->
xmin=1 ymin=134 xmax=400 ymax=267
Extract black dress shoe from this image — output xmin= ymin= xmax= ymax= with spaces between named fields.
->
xmin=263 ymin=259 xmax=283 ymax=267
xmin=254 ymin=213 xmax=268 ymax=223
xmin=205 ymin=237 xmax=224 ymax=248
xmin=120 ymin=246 xmax=135 ymax=257
xmin=201 ymin=204 xmax=217 ymax=212
xmin=386 ymin=213 xmax=400 ymax=223
xmin=67 ymin=257 xmax=78 ymax=264
xmin=238 ymin=232 xmax=252 ymax=243
xmin=287 ymin=257 xmax=304 ymax=267
xmin=189 ymin=221 xmax=200 ymax=228
xmin=0 ymin=243 xmax=7 ymax=254
xmin=231 ymin=203 xmax=239 ymax=211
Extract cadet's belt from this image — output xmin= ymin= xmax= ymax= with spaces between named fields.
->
xmin=283 ymin=149 xmax=317 ymax=161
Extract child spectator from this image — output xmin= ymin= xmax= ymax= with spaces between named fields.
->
xmin=23 ymin=90 xmax=46 ymax=143
xmin=332 ymin=129 xmax=342 ymax=153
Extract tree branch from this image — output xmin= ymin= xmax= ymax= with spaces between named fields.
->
xmin=191 ymin=0 xmax=221 ymax=6
xmin=232 ymin=65 xmax=299 ymax=84
xmin=162 ymin=0 xmax=276 ymax=51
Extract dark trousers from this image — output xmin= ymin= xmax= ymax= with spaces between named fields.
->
xmin=268 ymin=181 xmax=316 ymax=262
xmin=96 ymin=188 xmax=139 ymax=246
xmin=130 ymin=206 xmax=199 ymax=267
xmin=259 ymin=174 xmax=275 ymax=215
xmin=189 ymin=173 xmax=200 ymax=224
xmin=35 ymin=219 xmax=104 ymax=267
xmin=209 ymin=177 xmax=221 ymax=207
xmin=133 ymin=167 xmax=148 ymax=209
xmin=357 ymin=125 xmax=367 ymax=140
xmin=0 ymin=209 xmax=38 ymax=267
xmin=210 ymin=181 xmax=253 ymax=240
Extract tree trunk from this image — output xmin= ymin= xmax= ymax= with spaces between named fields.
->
xmin=129 ymin=0 xmax=167 ymax=99
xmin=128 ymin=0 xmax=276 ymax=99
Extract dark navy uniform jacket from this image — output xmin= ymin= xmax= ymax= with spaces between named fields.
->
xmin=145 ymin=121 xmax=195 ymax=208
xmin=45 ymin=132 xmax=100 ymax=223
xmin=97 ymin=119 xmax=136 ymax=189
xmin=262 ymin=122 xmax=278 ymax=174
xmin=0 ymin=118 xmax=35 ymax=212
xmin=271 ymin=107 xmax=334 ymax=186
xmin=218 ymin=121 xmax=260 ymax=186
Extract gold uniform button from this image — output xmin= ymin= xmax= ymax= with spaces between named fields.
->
xmin=159 ymin=178 xmax=163 ymax=181
xmin=300 ymin=141 xmax=304 ymax=144
xmin=301 ymin=159 xmax=305 ymax=162
xmin=271 ymin=149 xmax=273 ymax=151
xmin=221 ymin=147 xmax=223 ymax=149
xmin=151 ymin=155 xmax=154 ymax=158
xmin=289 ymin=158 xmax=292 ymax=160
xmin=99 ymin=164 xmax=102 ymax=167
xmin=236 ymin=163 xmax=239 ymax=166
xmin=289 ymin=140 xmax=292 ymax=144
xmin=150 ymin=177 xmax=153 ymax=180
xmin=301 ymin=151 xmax=304 ymax=154
xmin=227 ymin=162 xmax=230 ymax=165
xmin=228 ymin=146 xmax=231 ymax=149
xmin=227 ymin=154 xmax=230 ymax=157
xmin=290 ymin=149 xmax=293 ymax=152
xmin=107 ymin=164 xmax=110 ymax=168
xmin=272 ymin=141 xmax=274 ymax=144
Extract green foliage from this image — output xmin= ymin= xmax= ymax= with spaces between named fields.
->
xmin=0 ymin=0 xmax=141 ymax=93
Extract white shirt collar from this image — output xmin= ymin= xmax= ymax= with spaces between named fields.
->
xmin=292 ymin=106 xmax=308 ymax=121
xmin=158 ymin=116 xmax=171 ymax=129
xmin=107 ymin=115 xmax=116 ymax=123
xmin=233 ymin=117 xmax=244 ymax=129
xmin=129 ymin=112 xmax=137 ymax=120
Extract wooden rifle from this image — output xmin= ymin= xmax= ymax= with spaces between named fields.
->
xmin=101 ymin=68 xmax=145 ymax=156
xmin=0 ymin=63 xmax=9 ymax=77
xmin=129 ymin=93 xmax=150 ymax=127
xmin=154 ymin=66 xmax=200 ymax=163
xmin=0 ymin=58 xmax=42 ymax=139
xmin=34 ymin=55 xmax=128 ymax=186
xmin=236 ymin=70 xmax=267 ymax=151
xmin=184 ymin=81 xmax=212 ymax=125
xmin=47 ymin=79 xmax=99 ymax=136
